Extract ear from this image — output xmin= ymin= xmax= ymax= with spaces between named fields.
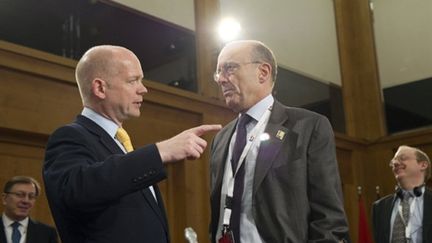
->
xmin=2 ymin=193 xmax=7 ymax=205
xmin=420 ymin=160 xmax=429 ymax=170
xmin=258 ymin=63 xmax=272 ymax=83
xmin=92 ymin=78 xmax=107 ymax=99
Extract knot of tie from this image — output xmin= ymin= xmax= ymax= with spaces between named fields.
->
xmin=401 ymin=193 xmax=411 ymax=219
xmin=116 ymin=127 xmax=134 ymax=152
xmin=11 ymin=221 xmax=21 ymax=243
xmin=11 ymin=221 xmax=20 ymax=228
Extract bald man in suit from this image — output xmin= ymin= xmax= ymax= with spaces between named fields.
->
xmin=210 ymin=40 xmax=350 ymax=243
xmin=43 ymin=45 xmax=220 ymax=243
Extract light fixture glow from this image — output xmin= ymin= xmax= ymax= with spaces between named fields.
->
xmin=217 ymin=17 xmax=241 ymax=42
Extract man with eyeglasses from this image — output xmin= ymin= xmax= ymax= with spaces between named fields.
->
xmin=372 ymin=145 xmax=431 ymax=243
xmin=1 ymin=176 xmax=58 ymax=243
xmin=209 ymin=40 xmax=350 ymax=243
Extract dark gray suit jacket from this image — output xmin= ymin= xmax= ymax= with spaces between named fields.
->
xmin=0 ymin=217 xmax=58 ymax=243
xmin=210 ymin=100 xmax=350 ymax=243
xmin=372 ymin=188 xmax=432 ymax=243
xmin=43 ymin=115 xmax=169 ymax=243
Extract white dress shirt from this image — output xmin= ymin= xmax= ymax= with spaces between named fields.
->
xmin=390 ymin=187 xmax=424 ymax=243
xmin=2 ymin=214 xmax=29 ymax=243
xmin=217 ymin=95 xmax=274 ymax=243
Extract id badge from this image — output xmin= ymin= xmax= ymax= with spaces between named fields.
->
xmin=218 ymin=225 xmax=235 ymax=243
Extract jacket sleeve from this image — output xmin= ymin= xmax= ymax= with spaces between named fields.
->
xmin=43 ymin=124 xmax=167 ymax=212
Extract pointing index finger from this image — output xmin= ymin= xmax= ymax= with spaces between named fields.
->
xmin=190 ymin=124 xmax=222 ymax=136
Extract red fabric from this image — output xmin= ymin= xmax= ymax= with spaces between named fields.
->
xmin=358 ymin=196 xmax=373 ymax=243
xmin=218 ymin=234 xmax=234 ymax=243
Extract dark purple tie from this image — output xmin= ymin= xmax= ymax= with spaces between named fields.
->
xmin=230 ymin=114 xmax=252 ymax=243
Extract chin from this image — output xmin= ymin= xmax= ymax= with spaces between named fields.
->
xmin=14 ymin=214 xmax=28 ymax=220
xmin=128 ymin=112 xmax=141 ymax=118
xmin=225 ymin=101 xmax=240 ymax=113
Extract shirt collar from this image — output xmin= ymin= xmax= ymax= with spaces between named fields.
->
xmin=81 ymin=107 xmax=119 ymax=138
xmin=242 ymin=94 xmax=274 ymax=122
xmin=2 ymin=213 xmax=29 ymax=228
xmin=400 ymin=185 xmax=426 ymax=198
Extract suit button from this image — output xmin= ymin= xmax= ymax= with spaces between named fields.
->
xmin=132 ymin=178 xmax=138 ymax=183
xmin=143 ymin=174 xmax=148 ymax=178
xmin=137 ymin=176 xmax=143 ymax=181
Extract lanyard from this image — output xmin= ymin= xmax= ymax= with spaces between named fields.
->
xmin=222 ymin=106 xmax=272 ymax=226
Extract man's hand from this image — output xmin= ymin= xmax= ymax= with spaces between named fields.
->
xmin=156 ymin=124 xmax=222 ymax=163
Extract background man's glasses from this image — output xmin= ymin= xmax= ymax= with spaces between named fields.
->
xmin=213 ymin=61 xmax=261 ymax=81
xmin=5 ymin=191 xmax=37 ymax=200
xmin=389 ymin=155 xmax=418 ymax=167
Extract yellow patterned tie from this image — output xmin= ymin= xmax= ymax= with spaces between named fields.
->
xmin=116 ymin=127 xmax=134 ymax=152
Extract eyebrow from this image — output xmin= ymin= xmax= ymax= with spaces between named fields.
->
xmin=131 ymin=75 xmax=143 ymax=79
xmin=127 ymin=76 xmax=144 ymax=82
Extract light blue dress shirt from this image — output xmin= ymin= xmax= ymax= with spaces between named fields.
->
xmin=390 ymin=187 xmax=424 ymax=243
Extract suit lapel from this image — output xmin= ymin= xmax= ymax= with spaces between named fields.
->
xmin=212 ymin=121 xmax=236 ymax=197
xmin=253 ymin=101 xmax=295 ymax=194
xmin=0 ymin=217 xmax=7 ymax=243
xmin=75 ymin=115 xmax=124 ymax=155
xmin=77 ymin=115 xmax=168 ymax=233
xmin=0 ymin=218 xmax=38 ymax=243
xmin=25 ymin=219 xmax=35 ymax=243
xmin=141 ymin=186 xmax=169 ymax=232
xmin=381 ymin=195 xmax=397 ymax=243
xmin=423 ymin=189 xmax=432 ymax=243
xmin=154 ymin=185 xmax=169 ymax=229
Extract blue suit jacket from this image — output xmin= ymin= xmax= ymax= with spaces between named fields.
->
xmin=43 ymin=115 xmax=169 ymax=243
xmin=0 ymin=217 xmax=58 ymax=243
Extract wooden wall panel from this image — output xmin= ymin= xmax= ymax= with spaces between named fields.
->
xmin=194 ymin=0 xmax=221 ymax=99
xmin=335 ymin=134 xmax=369 ymax=242
xmin=0 ymin=67 xmax=82 ymax=134
xmin=333 ymin=0 xmax=387 ymax=140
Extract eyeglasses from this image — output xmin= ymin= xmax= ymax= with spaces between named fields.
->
xmin=389 ymin=155 xmax=418 ymax=167
xmin=5 ymin=191 xmax=38 ymax=200
xmin=213 ymin=61 xmax=261 ymax=81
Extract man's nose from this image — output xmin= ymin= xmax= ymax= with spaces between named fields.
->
xmin=215 ymin=74 xmax=228 ymax=85
xmin=390 ymin=159 xmax=402 ymax=167
xmin=21 ymin=196 xmax=32 ymax=203
xmin=138 ymin=82 xmax=148 ymax=94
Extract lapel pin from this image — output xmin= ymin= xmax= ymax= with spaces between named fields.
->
xmin=276 ymin=130 xmax=285 ymax=140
